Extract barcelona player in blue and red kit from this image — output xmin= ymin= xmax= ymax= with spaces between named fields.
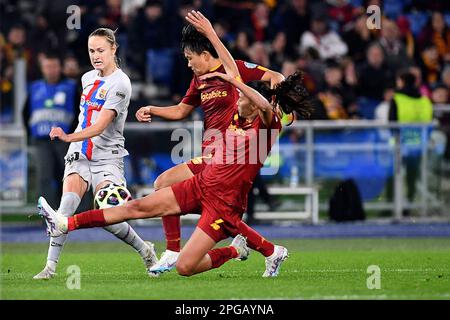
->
xmin=38 ymin=11 xmax=312 ymax=278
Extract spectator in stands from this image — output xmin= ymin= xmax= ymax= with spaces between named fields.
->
xmin=418 ymin=11 xmax=450 ymax=64
xmin=22 ymin=53 xmax=78 ymax=207
xmin=248 ymin=41 xmax=270 ymax=68
xmin=387 ymin=71 xmax=433 ymax=215
xmin=62 ymin=55 xmax=82 ymax=84
xmin=213 ymin=20 xmax=234 ymax=48
xmin=396 ymin=15 xmax=415 ymax=60
xmin=271 ymin=0 xmax=311 ymax=56
xmin=342 ymin=13 xmax=377 ymax=64
xmin=169 ymin=0 xmax=199 ymax=102
xmin=326 ymin=0 xmax=355 ymax=31
xmin=419 ymin=43 xmax=442 ymax=86
xmin=440 ymin=65 xmax=450 ymax=93
xmin=377 ymin=18 xmax=412 ymax=72
xmin=230 ymin=31 xmax=251 ymax=61
xmin=356 ymin=43 xmax=395 ymax=112
xmin=96 ymin=0 xmax=124 ymax=32
xmin=373 ymin=83 xmax=395 ymax=122
xmin=298 ymin=47 xmax=325 ymax=92
xmin=3 ymin=24 xmax=36 ymax=80
xmin=299 ymin=12 xmax=348 ymax=60
xmin=213 ymin=0 xmax=255 ymax=34
xmin=409 ymin=64 xmax=431 ymax=98
xmin=35 ymin=0 xmax=76 ymax=58
xmin=431 ymin=83 xmax=449 ymax=104
xmin=269 ymin=32 xmax=288 ymax=72
xmin=319 ymin=59 xmax=359 ymax=119
xmin=250 ymin=1 xmax=270 ymax=42
xmin=127 ymin=0 xmax=169 ymax=80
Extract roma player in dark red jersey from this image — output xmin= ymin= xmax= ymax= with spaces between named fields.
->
xmin=38 ymin=11 xmax=311 ymax=278
xmin=134 ymin=16 xmax=285 ymax=273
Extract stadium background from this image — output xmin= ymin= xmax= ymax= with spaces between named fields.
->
xmin=1 ymin=0 xmax=450 ymax=301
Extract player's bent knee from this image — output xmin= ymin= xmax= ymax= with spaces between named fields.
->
xmin=153 ymin=174 xmax=166 ymax=191
xmin=176 ymin=262 xmax=195 ymax=277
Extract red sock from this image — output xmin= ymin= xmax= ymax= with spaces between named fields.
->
xmin=162 ymin=215 xmax=181 ymax=252
xmin=237 ymin=221 xmax=274 ymax=257
xmin=67 ymin=209 xmax=105 ymax=231
xmin=208 ymin=246 xmax=238 ymax=269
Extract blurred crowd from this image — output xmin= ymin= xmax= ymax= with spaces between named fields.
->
xmin=2 ymin=0 xmax=450 ymax=122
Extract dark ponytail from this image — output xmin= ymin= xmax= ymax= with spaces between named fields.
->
xmin=272 ymin=71 xmax=313 ymax=119
xmin=248 ymin=71 xmax=313 ymax=123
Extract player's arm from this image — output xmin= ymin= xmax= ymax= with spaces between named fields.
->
xmin=186 ymin=10 xmax=240 ymax=79
xmin=49 ymin=108 xmax=115 ymax=142
xmin=201 ymin=72 xmax=273 ymax=126
xmin=261 ymin=69 xmax=285 ymax=89
xmin=135 ymin=102 xmax=195 ymax=122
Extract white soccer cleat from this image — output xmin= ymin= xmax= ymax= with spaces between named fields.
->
xmin=148 ymin=249 xmax=180 ymax=275
xmin=38 ymin=196 xmax=68 ymax=237
xmin=263 ymin=245 xmax=289 ymax=277
xmin=32 ymin=266 xmax=56 ymax=280
xmin=142 ymin=241 xmax=159 ymax=277
xmin=231 ymin=234 xmax=250 ymax=261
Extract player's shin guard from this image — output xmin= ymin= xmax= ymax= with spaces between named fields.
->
xmin=237 ymin=221 xmax=275 ymax=257
xmin=104 ymin=223 xmax=150 ymax=257
xmin=46 ymin=192 xmax=81 ymax=269
xmin=162 ymin=215 xmax=181 ymax=252
xmin=207 ymin=247 xmax=238 ymax=269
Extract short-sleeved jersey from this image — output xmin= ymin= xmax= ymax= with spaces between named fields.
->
xmin=66 ymin=69 xmax=131 ymax=161
xmin=198 ymin=112 xmax=282 ymax=214
xmin=181 ymin=60 xmax=268 ymax=151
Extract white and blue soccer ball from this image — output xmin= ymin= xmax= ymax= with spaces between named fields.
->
xmin=94 ymin=183 xmax=132 ymax=209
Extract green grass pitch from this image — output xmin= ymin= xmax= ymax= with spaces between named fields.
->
xmin=1 ymin=238 xmax=450 ymax=300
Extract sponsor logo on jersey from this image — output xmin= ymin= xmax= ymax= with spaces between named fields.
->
xmin=116 ymin=91 xmax=125 ymax=99
xmin=85 ymin=99 xmax=104 ymax=111
xmin=201 ymin=90 xmax=228 ymax=102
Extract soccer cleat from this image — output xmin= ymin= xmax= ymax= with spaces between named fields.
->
xmin=231 ymin=234 xmax=250 ymax=261
xmin=142 ymin=241 xmax=159 ymax=277
xmin=38 ymin=196 xmax=68 ymax=237
xmin=32 ymin=266 xmax=56 ymax=280
xmin=263 ymin=245 xmax=289 ymax=277
xmin=148 ymin=249 xmax=180 ymax=275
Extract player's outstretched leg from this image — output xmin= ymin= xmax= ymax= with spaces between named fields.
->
xmin=33 ymin=192 xmax=80 ymax=279
xmin=38 ymin=196 xmax=159 ymax=277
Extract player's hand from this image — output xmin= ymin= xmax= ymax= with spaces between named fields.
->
xmin=199 ymin=71 xmax=233 ymax=82
xmin=136 ymin=106 xmax=152 ymax=122
xmin=185 ymin=10 xmax=215 ymax=38
xmin=49 ymin=127 xmax=70 ymax=142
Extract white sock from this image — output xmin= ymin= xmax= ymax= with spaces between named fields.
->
xmin=104 ymin=223 xmax=149 ymax=257
xmin=46 ymin=192 xmax=81 ymax=269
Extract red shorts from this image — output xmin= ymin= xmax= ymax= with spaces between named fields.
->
xmin=186 ymin=154 xmax=212 ymax=175
xmin=171 ymin=175 xmax=242 ymax=243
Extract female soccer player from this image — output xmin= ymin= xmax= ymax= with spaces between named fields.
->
xmin=135 ymin=12 xmax=285 ymax=275
xmin=33 ymin=28 xmax=158 ymax=280
xmin=38 ymin=11 xmax=311 ymax=278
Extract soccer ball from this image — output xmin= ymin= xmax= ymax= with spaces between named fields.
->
xmin=94 ymin=183 xmax=132 ymax=209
